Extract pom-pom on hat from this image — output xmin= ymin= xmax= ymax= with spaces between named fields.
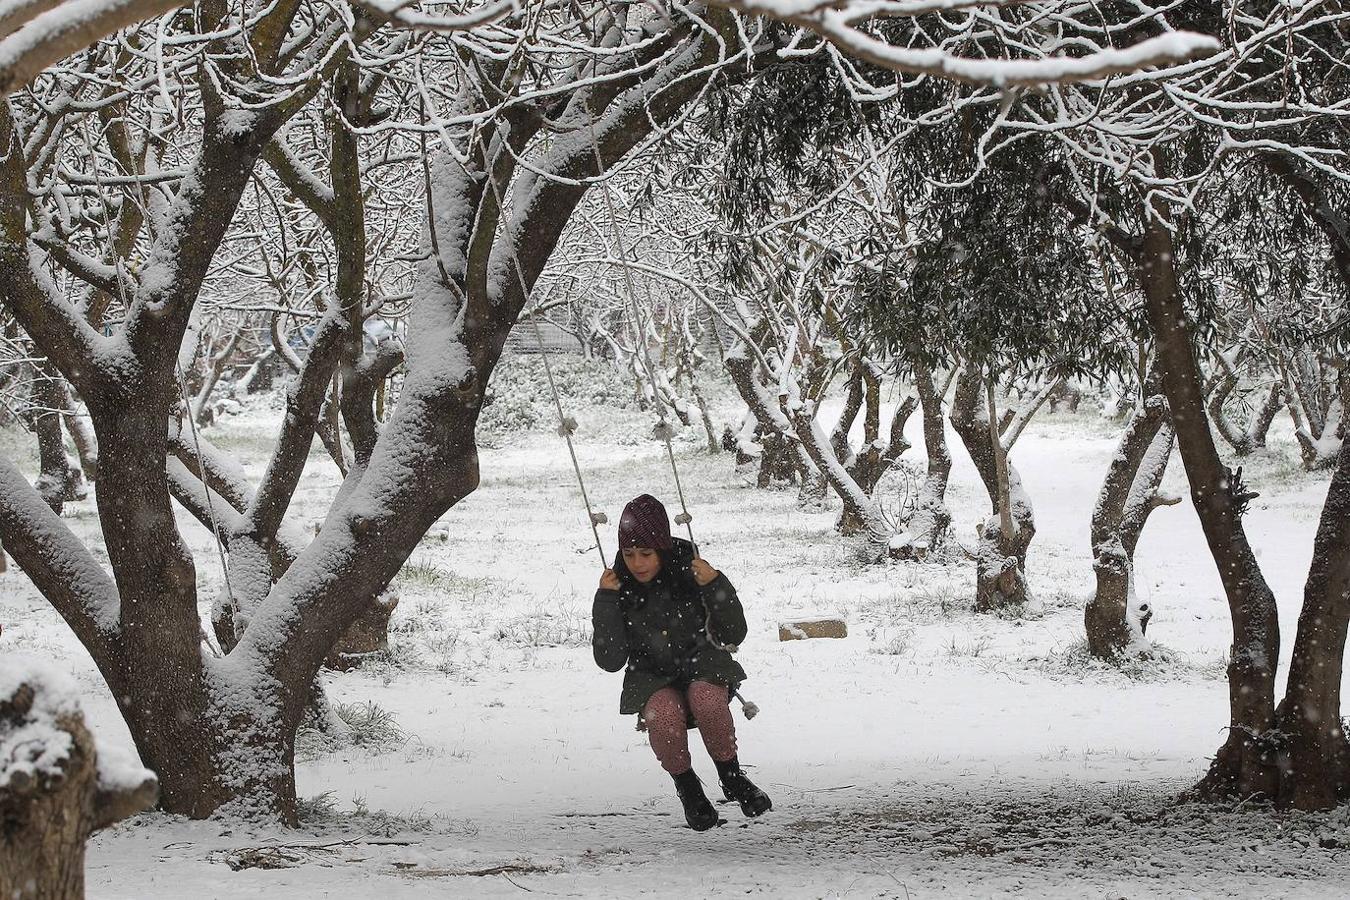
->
xmin=618 ymin=494 xmax=672 ymax=550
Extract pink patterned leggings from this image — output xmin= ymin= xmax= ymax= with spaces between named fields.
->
xmin=643 ymin=681 xmax=738 ymax=774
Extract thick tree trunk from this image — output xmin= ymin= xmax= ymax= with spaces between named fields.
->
xmin=892 ymin=363 xmax=953 ymax=559
xmin=60 ymin=396 xmax=98 ymax=482
xmin=1272 ymin=438 xmax=1350 ymax=809
xmin=725 ymin=352 xmax=808 ymax=488
xmin=950 ymin=368 xmax=1035 ymax=609
xmin=86 ymin=384 xmax=249 ymax=818
xmin=973 ymin=516 xmax=1033 ymax=610
xmin=1137 ymin=210 xmax=1281 ymax=801
xmin=30 ymin=367 xmax=85 ymax=513
xmin=1086 ymin=371 xmax=1177 ymax=659
xmin=1 ymin=670 xmax=157 ymax=900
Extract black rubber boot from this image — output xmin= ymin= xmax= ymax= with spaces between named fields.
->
xmin=715 ymin=756 xmax=772 ymax=817
xmin=672 ymin=769 xmax=719 ymax=831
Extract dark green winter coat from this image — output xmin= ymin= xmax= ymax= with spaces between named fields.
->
xmin=591 ymin=537 xmax=748 ymax=716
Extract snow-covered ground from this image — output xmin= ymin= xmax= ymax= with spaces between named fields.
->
xmin=4 ymin=372 xmax=1350 ymax=898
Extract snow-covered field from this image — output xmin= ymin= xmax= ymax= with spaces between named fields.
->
xmin=5 ymin=371 xmax=1350 ymax=898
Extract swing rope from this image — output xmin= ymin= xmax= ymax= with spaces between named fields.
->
xmin=466 ymin=124 xmax=609 ymax=567
xmin=461 ymin=92 xmax=755 ymax=718
xmin=582 ymin=109 xmax=754 ymax=677
xmin=530 ymin=312 xmax=609 ymax=565
xmin=582 ymin=107 xmax=696 ymax=547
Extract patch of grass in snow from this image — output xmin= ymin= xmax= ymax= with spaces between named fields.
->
xmin=1036 ymin=637 xmax=1201 ymax=682
xmin=296 ymin=790 xmax=339 ymax=820
xmin=1036 ymin=588 xmax=1082 ymax=611
xmin=395 ymin=558 xmax=494 ymax=602
xmin=917 ymin=580 xmax=972 ymax=618
xmin=874 ymin=579 xmax=973 ymax=624
xmin=990 ymin=600 xmax=1043 ymax=622
xmin=1195 ymin=648 xmax=1230 ymax=681
xmin=422 ymin=633 xmax=463 ymax=674
xmin=867 ymin=627 xmax=914 ymax=656
xmin=492 ymin=595 xmax=591 ymax=648
xmin=296 ymin=700 xmax=407 ymax=761
xmin=398 ymin=558 xmax=453 ymax=590
xmin=946 ymin=634 xmax=994 ymax=658
xmin=297 ymin=792 xmax=450 ymax=835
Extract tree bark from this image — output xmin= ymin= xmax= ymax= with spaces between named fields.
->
xmin=950 ymin=367 xmax=1035 ymax=608
xmin=1273 ymin=438 xmax=1350 ymax=809
xmin=29 ymin=366 xmax=84 ymax=513
xmin=1 ymin=672 xmax=158 ymax=900
xmin=892 ymin=362 xmax=953 ymax=559
xmin=1136 ymin=209 xmax=1281 ymax=800
xmin=1086 ymin=368 xmax=1177 ymax=659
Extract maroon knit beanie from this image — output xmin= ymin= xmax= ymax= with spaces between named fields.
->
xmin=618 ymin=494 xmax=672 ymax=550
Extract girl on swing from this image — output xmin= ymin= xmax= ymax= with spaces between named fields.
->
xmin=591 ymin=494 xmax=773 ymax=831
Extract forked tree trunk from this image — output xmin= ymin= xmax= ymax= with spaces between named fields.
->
xmin=1086 ymin=370 xmax=1178 ymax=659
xmin=832 ymin=361 xmax=917 ymax=534
xmin=892 ymin=363 xmax=953 ymax=559
xmin=1 ymin=668 xmax=158 ymax=900
xmin=725 ymin=351 xmax=809 ymax=489
xmin=950 ymin=367 xmax=1036 ymax=609
xmin=1209 ymin=369 xmax=1282 ymax=457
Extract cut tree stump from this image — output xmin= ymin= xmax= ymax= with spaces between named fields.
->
xmin=778 ymin=618 xmax=848 ymax=641
xmin=1 ymin=657 xmax=158 ymax=900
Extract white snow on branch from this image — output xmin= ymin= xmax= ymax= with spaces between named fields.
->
xmin=709 ymin=0 xmax=1219 ymax=85
xmin=0 ymin=0 xmax=190 ymax=96
xmin=0 ymin=453 xmax=119 ymax=633
xmin=348 ymin=0 xmax=518 ymax=33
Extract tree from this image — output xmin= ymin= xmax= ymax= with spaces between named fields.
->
xmin=1032 ymin=0 xmax=1350 ymax=806
xmin=0 ymin=2 xmax=748 ymax=823
xmin=1085 ymin=365 xmax=1179 ymax=659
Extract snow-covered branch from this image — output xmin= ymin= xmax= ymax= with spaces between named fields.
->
xmin=0 ymin=0 xmax=190 ymax=96
xmin=0 ymin=454 xmax=119 ymax=652
xmin=707 ymin=0 xmax=1219 ymax=85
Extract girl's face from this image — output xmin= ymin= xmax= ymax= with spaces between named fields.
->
xmin=622 ymin=547 xmax=661 ymax=583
